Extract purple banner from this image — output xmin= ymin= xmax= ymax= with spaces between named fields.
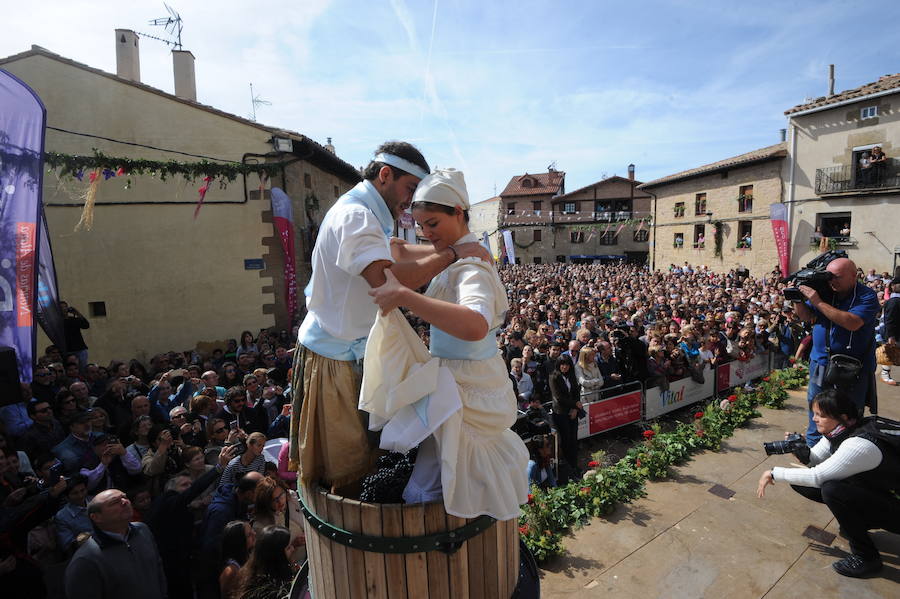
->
xmin=1 ymin=69 xmax=47 ymax=382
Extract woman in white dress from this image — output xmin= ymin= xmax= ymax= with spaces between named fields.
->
xmin=366 ymin=168 xmax=528 ymax=520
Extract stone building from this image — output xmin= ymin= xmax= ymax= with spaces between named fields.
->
xmin=640 ymin=144 xmax=787 ymax=276
xmin=0 ymin=34 xmax=360 ymax=364
xmin=784 ymin=72 xmax=900 ymax=272
xmin=468 ymin=196 xmax=501 ymax=257
xmin=547 ymin=174 xmax=652 ymax=264
xmin=498 ymin=169 xmax=565 ymax=263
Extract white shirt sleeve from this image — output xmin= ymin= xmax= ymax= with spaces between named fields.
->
xmin=772 ymin=437 xmax=882 ymax=488
xmin=806 ymin=437 xmax=832 ymax=467
xmin=451 ymin=261 xmax=494 ymax=327
xmin=334 ymin=208 xmax=393 ymax=276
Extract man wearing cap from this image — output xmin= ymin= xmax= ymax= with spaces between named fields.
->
xmin=292 ymin=141 xmax=490 ymax=489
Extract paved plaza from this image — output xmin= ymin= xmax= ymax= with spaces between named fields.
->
xmin=540 ymin=375 xmax=900 ymax=598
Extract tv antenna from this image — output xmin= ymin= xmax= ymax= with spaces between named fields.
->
xmin=249 ymin=83 xmax=271 ymax=121
xmin=140 ymin=3 xmax=184 ymax=49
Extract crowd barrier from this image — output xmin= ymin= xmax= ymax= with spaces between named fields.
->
xmin=518 ymin=350 xmax=776 ymax=443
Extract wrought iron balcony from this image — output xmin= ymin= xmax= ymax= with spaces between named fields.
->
xmin=815 ymin=161 xmax=900 ymax=194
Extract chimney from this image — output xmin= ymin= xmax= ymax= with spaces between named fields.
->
xmin=172 ymin=50 xmax=197 ymax=101
xmin=780 ymin=128 xmax=787 ymax=142
xmin=325 ymin=137 xmax=335 ymax=154
xmin=828 ymin=64 xmax=835 ymax=97
xmin=627 ymin=163 xmax=635 ymax=181
xmin=115 ymin=29 xmax=140 ymax=82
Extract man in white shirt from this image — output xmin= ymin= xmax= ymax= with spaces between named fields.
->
xmin=291 ymin=141 xmax=490 ymax=490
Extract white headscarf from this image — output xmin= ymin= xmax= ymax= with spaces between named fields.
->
xmin=412 ymin=168 xmax=469 ymax=210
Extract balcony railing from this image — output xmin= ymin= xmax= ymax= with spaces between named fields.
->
xmin=815 ymin=161 xmax=900 ymax=194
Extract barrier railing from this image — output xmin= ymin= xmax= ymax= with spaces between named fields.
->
xmin=514 ymin=350 xmax=778 ymax=442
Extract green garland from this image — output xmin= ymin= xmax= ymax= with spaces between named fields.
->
xmin=712 ymin=220 xmax=724 ymax=258
xmin=44 ymin=150 xmax=286 ymax=183
xmin=519 ymin=364 xmax=809 ymax=562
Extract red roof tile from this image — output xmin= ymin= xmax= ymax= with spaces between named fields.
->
xmin=639 ymin=143 xmax=786 ymax=189
xmin=785 ymin=73 xmax=900 ymax=115
xmin=499 ymin=170 xmax=565 ymax=197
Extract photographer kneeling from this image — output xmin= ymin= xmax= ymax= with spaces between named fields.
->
xmin=791 ymin=256 xmax=879 ymax=446
xmin=757 ymin=390 xmax=900 ymax=578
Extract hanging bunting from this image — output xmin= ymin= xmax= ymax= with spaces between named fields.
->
xmin=194 ymin=176 xmax=212 ymax=219
xmin=74 ymin=168 xmax=101 ymax=231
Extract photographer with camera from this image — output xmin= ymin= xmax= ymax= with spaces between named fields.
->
xmin=757 ymin=390 xmax=900 ymax=578
xmin=789 ymin=256 xmax=879 ymax=446
xmin=59 ymin=301 xmax=90 ymax=372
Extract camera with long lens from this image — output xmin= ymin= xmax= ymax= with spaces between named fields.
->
xmin=782 ymin=250 xmax=847 ymax=302
xmin=763 ymin=433 xmax=806 ymax=456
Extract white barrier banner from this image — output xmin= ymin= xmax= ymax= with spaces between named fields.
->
xmin=716 ymin=351 xmax=770 ymax=393
xmin=502 ymin=229 xmax=516 ymax=265
xmin=644 ymin=367 xmax=715 ymax=419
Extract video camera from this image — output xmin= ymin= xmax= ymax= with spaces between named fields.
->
xmin=782 ymin=250 xmax=847 ymax=302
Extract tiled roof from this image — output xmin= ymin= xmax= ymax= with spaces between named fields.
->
xmin=639 ymin=143 xmax=786 ymax=189
xmin=0 ymin=45 xmax=361 ymax=182
xmin=499 ymin=170 xmax=565 ymax=197
xmin=553 ymin=175 xmax=647 ymax=202
xmin=785 ymin=73 xmax=900 ymax=115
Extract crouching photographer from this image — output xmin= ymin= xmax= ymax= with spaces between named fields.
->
xmin=788 ymin=255 xmax=879 ymax=446
xmin=757 ymin=390 xmax=900 ymax=578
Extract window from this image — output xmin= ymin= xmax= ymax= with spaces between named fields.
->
xmin=533 ymin=229 xmax=542 ymax=242
xmin=563 ymin=202 xmax=577 ymax=214
xmin=532 ymin=201 xmax=542 ymax=212
xmin=738 ymin=185 xmax=753 ymax=213
xmin=674 ymin=202 xmax=685 ymax=218
xmin=507 ymin=202 xmax=516 ymax=215
xmin=532 ymin=256 xmax=542 ymax=264
xmin=694 ymin=193 xmax=707 ymax=216
xmin=816 ymin=212 xmax=851 ymax=239
xmin=570 ymin=231 xmax=585 ymax=243
xmin=693 ymin=224 xmax=706 ymax=249
xmin=599 ymin=231 xmax=616 ymax=245
xmin=89 ymin=301 xmax=107 ymax=317
xmin=556 ymin=255 xmax=567 ymax=263
xmin=673 ymin=233 xmax=684 ymax=249
xmin=861 ymin=106 xmax=878 ymax=119
xmin=633 ymin=229 xmax=649 ymax=242
xmin=737 ymin=221 xmax=752 ymax=248
xmin=304 ymin=173 xmax=312 ymax=188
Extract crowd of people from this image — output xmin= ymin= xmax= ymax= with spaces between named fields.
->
xmin=0 ymin=326 xmax=303 ymax=599
xmin=1 ymin=259 xmax=897 ymax=595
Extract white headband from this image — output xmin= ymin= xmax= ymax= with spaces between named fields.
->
xmin=412 ymin=168 xmax=469 ymax=210
xmin=373 ymin=153 xmax=429 ymax=180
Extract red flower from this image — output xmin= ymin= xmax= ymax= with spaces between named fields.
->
xmin=696 ymin=430 xmax=705 ymax=438
xmin=727 ymin=394 xmax=737 ymax=402
xmin=587 ymin=460 xmax=599 ymax=468
xmin=635 ymin=459 xmax=642 ymax=467
xmin=518 ymin=525 xmax=529 ymax=535
xmin=580 ymin=486 xmax=591 ymax=495
xmin=642 ymin=430 xmax=655 ymax=440
xmin=788 ymin=357 xmax=797 ymax=364
xmin=116 ymin=166 xmax=126 ymax=176
xmin=527 ymin=494 xmax=534 ymax=504
xmin=763 ymin=376 xmax=771 ymax=382
xmin=694 ymin=411 xmax=704 ymax=419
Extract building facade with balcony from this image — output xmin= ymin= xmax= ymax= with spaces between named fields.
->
xmin=498 ymin=169 xmax=565 ymax=264
xmin=640 ymin=143 xmax=786 ymax=276
xmin=785 ymin=73 xmax=900 ymax=272
xmin=547 ymin=175 xmax=652 ymax=264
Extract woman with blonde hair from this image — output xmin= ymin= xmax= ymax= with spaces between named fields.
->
xmin=575 ymin=346 xmax=604 ymax=395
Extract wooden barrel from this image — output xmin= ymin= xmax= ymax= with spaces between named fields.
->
xmin=300 ymin=483 xmax=520 ymax=599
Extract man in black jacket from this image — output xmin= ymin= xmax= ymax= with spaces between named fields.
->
xmin=146 ymin=445 xmax=235 ymax=599
xmin=60 ymin=301 xmax=90 ymax=371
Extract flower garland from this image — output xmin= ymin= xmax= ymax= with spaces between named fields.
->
xmin=712 ymin=220 xmax=724 ymax=258
xmin=519 ymin=364 xmax=809 ymax=562
xmin=44 ymin=150 xmax=286 ymax=183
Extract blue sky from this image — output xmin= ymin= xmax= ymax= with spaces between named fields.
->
xmin=4 ymin=1 xmax=900 ymax=203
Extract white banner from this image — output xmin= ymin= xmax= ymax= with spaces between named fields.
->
xmin=716 ymin=351 xmax=771 ymax=393
xmin=644 ymin=367 xmax=715 ymax=419
xmin=502 ymin=229 xmax=516 ymax=265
